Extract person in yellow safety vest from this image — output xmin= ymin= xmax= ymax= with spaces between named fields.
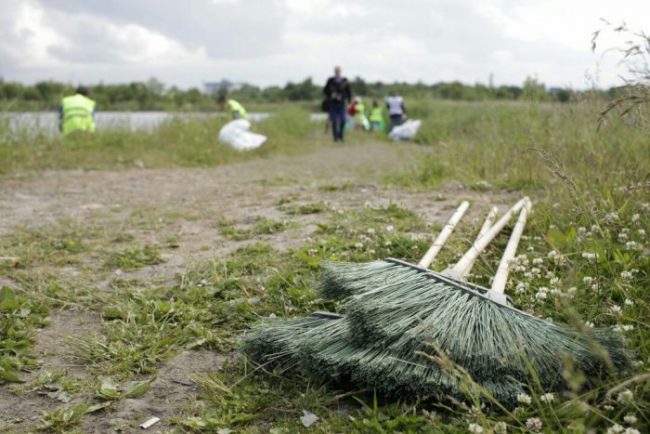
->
xmin=218 ymin=96 xmax=248 ymax=120
xmin=59 ymin=86 xmax=96 ymax=136
xmin=368 ymin=99 xmax=385 ymax=132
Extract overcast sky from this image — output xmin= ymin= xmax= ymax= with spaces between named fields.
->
xmin=0 ymin=0 xmax=647 ymax=89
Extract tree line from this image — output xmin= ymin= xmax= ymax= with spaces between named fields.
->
xmin=0 ymin=76 xmax=618 ymax=111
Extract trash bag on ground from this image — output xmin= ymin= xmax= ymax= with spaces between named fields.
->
xmin=389 ymin=119 xmax=421 ymax=141
xmin=218 ymin=119 xmax=267 ymax=151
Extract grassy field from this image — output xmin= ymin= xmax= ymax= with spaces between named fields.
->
xmin=0 ymin=98 xmax=648 ymax=433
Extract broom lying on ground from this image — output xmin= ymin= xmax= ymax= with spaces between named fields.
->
xmin=244 ymin=199 xmax=630 ymax=405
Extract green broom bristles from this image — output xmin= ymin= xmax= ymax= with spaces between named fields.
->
xmin=320 ymin=259 xmax=489 ymax=301
xmin=242 ymin=316 xmax=331 ymax=367
xmin=292 ymin=316 xmax=528 ymax=406
xmin=344 ymin=274 xmax=630 ymax=391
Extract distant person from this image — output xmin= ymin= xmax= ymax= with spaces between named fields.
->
xmin=59 ymin=86 xmax=96 ymax=136
xmin=369 ymin=99 xmax=384 ymax=132
xmin=351 ymin=97 xmax=369 ymax=131
xmin=386 ymin=91 xmax=406 ymax=132
xmin=218 ymin=96 xmax=248 ymax=120
xmin=323 ymin=66 xmax=351 ymax=142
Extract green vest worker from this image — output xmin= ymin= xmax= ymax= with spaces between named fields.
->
xmin=228 ymin=99 xmax=247 ymax=119
xmin=369 ymin=99 xmax=385 ymax=132
xmin=59 ymin=86 xmax=96 ymax=136
xmin=219 ymin=96 xmax=247 ymax=120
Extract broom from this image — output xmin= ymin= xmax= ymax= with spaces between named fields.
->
xmin=342 ymin=200 xmax=629 ymax=399
xmin=320 ymin=200 xmax=470 ymax=300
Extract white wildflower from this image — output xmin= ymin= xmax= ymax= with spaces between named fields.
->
xmin=623 ymin=428 xmax=640 ymax=434
xmin=624 ymin=298 xmax=634 ymax=306
xmin=604 ymin=212 xmax=620 ymax=224
xmin=493 ymin=421 xmax=507 ymax=433
xmin=583 ymin=276 xmax=593 ymax=285
xmin=516 ymin=393 xmax=532 ymax=405
xmin=538 ymin=286 xmax=549 ymax=293
xmin=540 ymin=393 xmax=555 ymax=403
xmin=606 ymin=425 xmax=624 ymax=434
xmin=527 ymin=246 xmax=534 ymax=252
xmin=625 ymin=240 xmax=640 ymax=250
xmin=617 ymin=388 xmax=634 ymax=403
xmin=610 ymin=305 xmax=623 ymax=316
xmin=269 ymin=313 xmax=276 ymax=319
xmin=354 ymin=242 xmax=363 ymax=249
xmin=550 ymin=277 xmax=560 ymax=286
xmin=623 ymin=324 xmax=634 ymax=331
xmin=591 ymin=283 xmax=599 ymax=291
xmin=531 ymin=267 xmax=541 ymax=277
xmin=468 ymin=423 xmax=483 ymax=434
xmin=368 ymin=249 xmax=376 ymax=255
xmin=582 ymin=252 xmax=597 ymax=261
xmin=591 ymin=224 xmax=601 ymax=233
xmin=366 ymin=228 xmax=375 ymax=235
xmin=384 ymin=240 xmax=392 ymax=246
xmin=631 ymin=213 xmax=640 ymax=223
xmin=386 ymin=225 xmax=394 ymax=232
xmin=532 ymin=258 xmax=544 ymax=265
xmin=620 ymin=271 xmax=633 ymax=281
xmin=515 ymin=281 xmax=528 ymax=294
xmin=525 ymin=417 xmax=543 ymax=433
xmin=578 ymin=226 xmax=587 ymax=235
xmin=603 ymin=404 xmax=615 ymax=411
xmin=638 ymin=229 xmax=646 ymax=238
xmin=618 ymin=232 xmax=629 ymax=242
xmin=545 ymin=271 xmax=556 ymax=279
xmin=623 ymin=414 xmax=638 ymax=424
xmin=584 ymin=321 xmax=595 ymax=328
xmin=535 ymin=291 xmax=547 ymax=300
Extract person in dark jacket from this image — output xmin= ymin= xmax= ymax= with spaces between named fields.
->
xmin=323 ymin=66 xmax=351 ymax=142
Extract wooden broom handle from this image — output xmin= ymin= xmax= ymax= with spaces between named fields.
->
xmin=457 ymin=206 xmax=498 ymax=280
xmin=418 ymin=201 xmax=469 ymax=268
xmin=490 ymin=198 xmax=531 ymax=295
xmin=445 ymin=198 xmax=526 ymax=279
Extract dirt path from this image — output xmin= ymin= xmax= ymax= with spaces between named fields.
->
xmin=0 ymin=142 xmax=515 ymax=432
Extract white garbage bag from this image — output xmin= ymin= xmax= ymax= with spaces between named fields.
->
xmin=218 ymin=119 xmax=267 ymax=151
xmin=389 ymin=119 xmax=421 ymax=141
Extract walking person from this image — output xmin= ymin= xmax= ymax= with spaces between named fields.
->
xmin=386 ymin=91 xmax=406 ymax=132
xmin=323 ymin=66 xmax=351 ymax=142
xmin=59 ymin=86 xmax=96 ymax=136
